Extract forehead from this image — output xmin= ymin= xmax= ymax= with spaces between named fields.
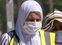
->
xmin=28 ymin=11 xmax=41 ymax=17
xmin=25 ymin=11 xmax=41 ymax=21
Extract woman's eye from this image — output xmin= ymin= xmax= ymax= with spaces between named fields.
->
xmin=36 ymin=19 xmax=41 ymax=21
xmin=26 ymin=19 xmax=41 ymax=21
xmin=28 ymin=19 xmax=34 ymax=21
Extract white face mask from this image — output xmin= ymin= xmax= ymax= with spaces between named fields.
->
xmin=23 ymin=21 xmax=42 ymax=35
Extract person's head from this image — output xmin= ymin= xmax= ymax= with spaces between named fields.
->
xmin=16 ymin=0 xmax=43 ymax=35
xmin=53 ymin=20 xmax=62 ymax=30
xmin=44 ymin=10 xmax=62 ymax=32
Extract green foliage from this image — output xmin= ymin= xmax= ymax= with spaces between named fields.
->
xmin=54 ymin=0 xmax=62 ymax=6
xmin=0 ymin=0 xmax=7 ymax=32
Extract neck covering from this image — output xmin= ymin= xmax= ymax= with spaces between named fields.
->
xmin=15 ymin=0 xmax=43 ymax=45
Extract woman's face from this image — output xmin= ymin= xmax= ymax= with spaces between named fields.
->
xmin=26 ymin=12 xmax=41 ymax=22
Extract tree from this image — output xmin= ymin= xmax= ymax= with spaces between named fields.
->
xmin=0 ymin=0 xmax=6 ymax=32
xmin=14 ymin=0 xmax=24 ymax=23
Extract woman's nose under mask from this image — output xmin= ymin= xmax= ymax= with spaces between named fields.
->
xmin=23 ymin=21 xmax=42 ymax=35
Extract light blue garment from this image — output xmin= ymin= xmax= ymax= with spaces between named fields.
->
xmin=15 ymin=0 xmax=43 ymax=45
xmin=56 ymin=31 xmax=62 ymax=42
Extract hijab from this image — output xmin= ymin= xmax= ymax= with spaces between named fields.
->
xmin=15 ymin=0 xmax=43 ymax=45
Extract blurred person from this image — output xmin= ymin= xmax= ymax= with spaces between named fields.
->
xmin=44 ymin=10 xmax=62 ymax=45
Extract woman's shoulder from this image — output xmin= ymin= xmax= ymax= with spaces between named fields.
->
xmin=38 ymin=28 xmax=44 ymax=31
xmin=7 ymin=30 xmax=15 ymax=37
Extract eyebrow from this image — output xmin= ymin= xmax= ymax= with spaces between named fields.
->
xmin=29 ymin=11 xmax=41 ymax=16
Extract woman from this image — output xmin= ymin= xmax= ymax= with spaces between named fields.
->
xmin=1 ymin=0 xmax=56 ymax=45
xmin=1 ymin=0 xmax=43 ymax=45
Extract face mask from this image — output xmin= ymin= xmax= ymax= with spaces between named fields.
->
xmin=23 ymin=21 xmax=42 ymax=35
xmin=56 ymin=30 xmax=62 ymax=42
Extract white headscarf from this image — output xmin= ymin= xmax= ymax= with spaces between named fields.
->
xmin=15 ymin=0 xmax=43 ymax=45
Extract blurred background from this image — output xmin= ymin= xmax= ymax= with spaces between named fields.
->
xmin=0 ymin=0 xmax=62 ymax=33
